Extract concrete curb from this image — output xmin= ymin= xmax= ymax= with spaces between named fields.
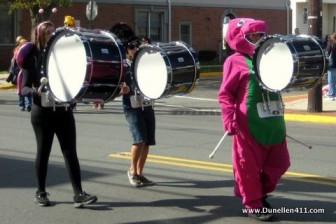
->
xmin=285 ymin=113 xmax=336 ymax=124
xmin=0 ymin=83 xmax=16 ymax=90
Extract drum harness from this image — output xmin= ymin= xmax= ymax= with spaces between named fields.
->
xmin=258 ymin=87 xmax=285 ymax=118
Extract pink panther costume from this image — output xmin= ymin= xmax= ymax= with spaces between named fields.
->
xmin=217 ymin=18 xmax=290 ymax=209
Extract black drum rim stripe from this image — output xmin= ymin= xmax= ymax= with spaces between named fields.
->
xmin=99 ymin=30 xmax=125 ymax=102
xmin=174 ymin=41 xmax=200 ymax=94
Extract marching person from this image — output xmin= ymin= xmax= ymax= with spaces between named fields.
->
xmin=17 ymin=21 xmax=97 ymax=208
xmin=217 ymin=18 xmax=290 ymax=221
xmin=111 ymin=23 xmax=156 ymax=187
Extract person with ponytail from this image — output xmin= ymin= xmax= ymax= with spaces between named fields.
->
xmin=17 ymin=21 xmax=97 ymax=208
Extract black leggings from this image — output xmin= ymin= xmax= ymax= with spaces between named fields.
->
xmin=31 ymin=107 xmax=82 ymax=195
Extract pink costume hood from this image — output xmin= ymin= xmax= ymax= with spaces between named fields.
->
xmin=225 ymin=18 xmax=268 ymax=55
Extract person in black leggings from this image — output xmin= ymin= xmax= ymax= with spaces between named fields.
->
xmin=17 ymin=21 xmax=97 ymax=208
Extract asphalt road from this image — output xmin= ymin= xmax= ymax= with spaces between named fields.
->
xmin=0 ymin=78 xmax=335 ymax=224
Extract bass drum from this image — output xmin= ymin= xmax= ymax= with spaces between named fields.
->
xmin=253 ymin=35 xmax=326 ymax=92
xmin=133 ymin=41 xmax=200 ymax=99
xmin=44 ymin=27 xmax=124 ymax=103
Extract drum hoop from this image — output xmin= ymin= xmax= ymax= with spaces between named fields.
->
xmin=133 ymin=44 xmax=171 ymax=99
xmin=43 ymin=28 xmax=79 ymax=102
xmin=44 ymin=28 xmax=125 ymax=102
xmin=134 ymin=42 xmax=200 ymax=98
xmin=174 ymin=41 xmax=200 ymax=93
xmin=99 ymin=30 xmax=124 ymax=101
xmin=253 ymin=35 xmax=326 ymax=92
xmin=253 ymin=36 xmax=283 ymax=92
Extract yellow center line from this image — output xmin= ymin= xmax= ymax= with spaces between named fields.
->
xmin=109 ymin=152 xmax=336 ymax=186
xmin=111 ymin=153 xmax=232 ymax=172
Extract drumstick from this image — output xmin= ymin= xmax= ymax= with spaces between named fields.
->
xmin=209 ymin=131 xmax=229 ymax=159
xmin=286 ymin=134 xmax=312 ymax=149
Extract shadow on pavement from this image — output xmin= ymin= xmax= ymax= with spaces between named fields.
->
xmin=0 ymin=155 xmax=105 ymax=189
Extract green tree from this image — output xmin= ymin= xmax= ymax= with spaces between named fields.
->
xmin=9 ymin=0 xmax=72 ymax=40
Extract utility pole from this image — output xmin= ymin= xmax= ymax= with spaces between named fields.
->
xmin=307 ymin=0 xmax=323 ymax=112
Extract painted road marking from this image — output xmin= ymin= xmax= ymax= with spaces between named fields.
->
xmin=109 ymin=152 xmax=336 ymax=187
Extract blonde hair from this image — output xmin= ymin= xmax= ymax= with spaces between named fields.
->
xmin=64 ymin=16 xmax=76 ymax=27
xmin=13 ymin=37 xmax=27 ymax=55
xmin=329 ymin=33 xmax=336 ymax=45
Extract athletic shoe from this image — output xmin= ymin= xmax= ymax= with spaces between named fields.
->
xmin=127 ymin=171 xmax=143 ymax=187
xmin=139 ymin=175 xmax=155 ymax=186
xmin=35 ymin=191 xmax=51 ymax=207
xmin=248 ymin=209 xmax=274 ymax=221
xmin=97 ymin=104 xmax=104 ymax=110
xmin=262 ymin=195 xmax=272 ymax=209
xmin=323 ymin=95 xmax=335 ymax=101
xmin=73 ymin=192 xmax=98 ymax=208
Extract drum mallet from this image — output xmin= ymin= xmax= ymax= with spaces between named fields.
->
xmin=37 ymin=77 xmax=48 ymax=93
xmin=286 ymin=134 xmax=312 ymax=149
xmin=209 ymin=131 xmax=229 ymax=159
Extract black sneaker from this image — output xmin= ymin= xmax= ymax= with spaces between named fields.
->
xmin=248 ymin=209 xmax=274 ymax=221
xmin=139 ymin=175 xmax=155 ymax=186
xmin=73 ymin=192 xmax=98 ymax=208
xmin=127 ymin=171 xmax=143 ymax=187
xmin=35 ymin=191 xmax=51 ymax=206
xmin=262 ymin=195 xmax=272 ymax=209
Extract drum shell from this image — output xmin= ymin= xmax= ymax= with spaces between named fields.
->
xmin=44 ymin=27 xmax=124 ymax=103
xmin=253 ymin=35 xmax=326 ymax=92
xmin=133 ymin=42 xmax=200 ymax=99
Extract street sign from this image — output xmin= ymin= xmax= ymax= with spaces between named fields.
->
xmin=86 ymin=1 xmax=98 ymax=21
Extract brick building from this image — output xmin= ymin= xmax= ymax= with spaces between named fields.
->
xmin=0 ymin=0 xmax=289 ymax=70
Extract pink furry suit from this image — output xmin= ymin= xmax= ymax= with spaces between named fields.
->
xmin=217 ymin=18 xmax=290 ymax=209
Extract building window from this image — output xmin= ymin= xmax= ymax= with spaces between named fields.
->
xmin=179 ymin=23 xmax=192 ymax=45
xmin=303 ymin=8 xmax=308 ymax=24
xmin=136 ymin=8 xmax=167 ymax=42
xmin=0 ymin=3 xmax=15 ymax=45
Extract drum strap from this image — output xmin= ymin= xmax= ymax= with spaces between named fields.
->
xmin=41 ymin=91 xmax=70 ymax=111
xmin=130 ymin=94 xmax=154 ymax=109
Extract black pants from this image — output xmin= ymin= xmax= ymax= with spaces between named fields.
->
xmin=31 ymin=105 xmax=82 ymax=195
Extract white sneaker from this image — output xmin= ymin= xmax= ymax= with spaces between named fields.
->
xmin=325 ymin=97 xmax=334 ymax=101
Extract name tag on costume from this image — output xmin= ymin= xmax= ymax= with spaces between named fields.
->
xmin=256 ymin=101 xmax=284 ymax=118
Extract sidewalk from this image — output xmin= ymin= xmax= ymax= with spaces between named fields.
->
xmin=1 ymin=72 xmax=335 ymax=123
xmin=0 ymin=73 xmax=15 ymax=90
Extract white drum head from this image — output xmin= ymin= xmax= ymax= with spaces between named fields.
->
xmin=47 ymin=33 xmax=87 ymax=102
xmin=135 ymin=50 xmax=168 ymax=99
xmin=258 ymin=41 xmax=293 ymax=91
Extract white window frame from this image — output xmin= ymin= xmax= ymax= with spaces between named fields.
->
xmin=179 ymin=22 xmax=192 ymax=45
